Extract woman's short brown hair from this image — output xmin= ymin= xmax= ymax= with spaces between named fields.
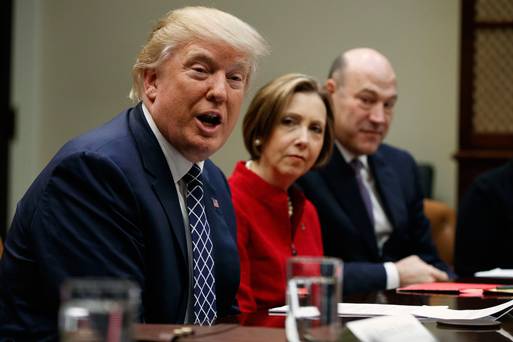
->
xmin=243 ymin=73 xmax=334 ymax=168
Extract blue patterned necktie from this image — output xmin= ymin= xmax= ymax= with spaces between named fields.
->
xmin=183 ymin=164 xmax=217 ymax=325
xmin=350 ymin=159 xmax=374 ymax=225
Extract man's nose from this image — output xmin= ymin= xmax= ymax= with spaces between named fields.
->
xmin=369 ymin=103 xmax=386 ymax=123
xmin=206 ymin=72 xmax=228 ymax=103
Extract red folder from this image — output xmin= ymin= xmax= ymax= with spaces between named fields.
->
xmin=397 ymin=282 xmax=499 ymax=294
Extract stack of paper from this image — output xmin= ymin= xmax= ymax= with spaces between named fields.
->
xmin=269 ymin=298 xmax=513 ymax=320
xmin=475 ymin=268 xmax=513 ymax=278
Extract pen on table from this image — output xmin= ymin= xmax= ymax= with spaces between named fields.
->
xmin=496 ymin=285 xmax=513 ymax=289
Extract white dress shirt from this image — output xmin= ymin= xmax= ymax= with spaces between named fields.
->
xmin=336 ymin=141 xmax=400 ymax=289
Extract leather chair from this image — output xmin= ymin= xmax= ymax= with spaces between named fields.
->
xmin=418 ymin=163 xmax=434 ymax=199
xmin=423 ymin=199 xmax=456 ymax=266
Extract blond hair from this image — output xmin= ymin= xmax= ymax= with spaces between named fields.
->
xmin=129 ymin=6 xmax=269 ymax=101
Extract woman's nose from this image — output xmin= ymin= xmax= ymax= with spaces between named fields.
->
xmin=294 ymin=127 xmax=309 ymax=147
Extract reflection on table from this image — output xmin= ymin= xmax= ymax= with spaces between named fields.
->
xmin=135 ymin=278 xmax=513 ymax=341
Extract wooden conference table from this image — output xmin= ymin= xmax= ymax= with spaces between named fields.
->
xmin=135 ymin=278 xmax=513 ymax=341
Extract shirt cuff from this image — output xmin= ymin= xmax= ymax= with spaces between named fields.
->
xmin=384 ymin=262 xmax=400 ymax=289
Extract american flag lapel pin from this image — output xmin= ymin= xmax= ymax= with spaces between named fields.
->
xmin=211 ymin=198 xmax=220 ymax=208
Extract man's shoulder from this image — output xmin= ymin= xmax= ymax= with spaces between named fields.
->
xmin=31 ymin=107 xmax=139 ymax=189
xmin=203 ymin=160 xmax=225 ymax=179
xmin=371 ymin=144 xmax=420 ymax=186
xmin=297 ymin=159 xmax=337 ymax=202
xmin=374 ymin=143 xmax=415 ymax=163
xmin=471 ymin=159 xmax=513 ymax=195
xmin=478 ymin=159 xmax=513 ymax=182
xmin=203 ymin=160 xmax=231 ymax=192
xmin=297 ymin=165 xmax=326 ymax=189
xmin=63 ymin=107 xmax=134 ymax=153
xmin=47 ymin=106 xmax=145 ymax=173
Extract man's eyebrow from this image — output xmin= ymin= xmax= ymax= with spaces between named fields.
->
xmin=185 ymin=51 xmax=216 ymax=65
xmin=230 ymin=61 xmax=251 ymax=73
xmin=185 ymin=51 xmax=250 ymax=73
xmin=357 ymin=88 xmax=378 ymax=96
xmin=358 ymin=88 xmax=398 ymax=101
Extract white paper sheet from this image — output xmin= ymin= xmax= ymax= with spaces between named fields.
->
xmin=346 ymin=314 xmax=437 ymax=342
xmin=269 ymin=299 xmax=513 ymax=320
xmin=475 ymin=268 xmax=513 ymax=278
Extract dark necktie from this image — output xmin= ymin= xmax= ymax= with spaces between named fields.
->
xmin=183 ymin=164 xmax=217 ymax=325
xmin=350 ymin=159 xmax=374 ymax=225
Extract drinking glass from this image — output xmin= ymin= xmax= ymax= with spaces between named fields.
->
xmin=59 ymin=278 xmax=140 ymax=342
xmin=286 ymin=257 xmax=343 ymax=342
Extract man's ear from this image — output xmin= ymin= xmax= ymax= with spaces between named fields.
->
xmin=325 ymin=78 xmax=336 ymax=94
xmin=143 ymin=69 xmax=158 ymax=101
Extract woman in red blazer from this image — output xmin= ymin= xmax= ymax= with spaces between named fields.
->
xmin=229 ymin=73 xmax=334 ymax=313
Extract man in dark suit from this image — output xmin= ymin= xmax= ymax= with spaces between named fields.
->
xmin=299 ymin=48 xmax=451 ymax=295
xmin=0 ymin=6 xmax=268 ymax=338
xmin=454 ymin=159 xmax=513 ymax=276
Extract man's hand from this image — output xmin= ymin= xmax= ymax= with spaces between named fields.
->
xmin=395 ymin=255 xmax=449 ymax=286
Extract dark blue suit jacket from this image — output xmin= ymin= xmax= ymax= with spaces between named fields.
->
xmin=298 ymin=144 xmax=451 ymax=295
xmin=454 ymin=159 xmax=513 ymax=276
xmin=0 ymin=104 xmax=239 ymax=339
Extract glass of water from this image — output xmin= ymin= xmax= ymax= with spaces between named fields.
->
xmin=59 ymin=278 xmax=140 ymax=342
xmin=286 ymin=257 xmax=343 ymax=342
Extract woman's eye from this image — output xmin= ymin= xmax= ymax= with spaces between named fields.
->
xmin=281 ymin=116 xmax=295 ymax=126
xmin=310 ymin=124 xmax=323 ymax=134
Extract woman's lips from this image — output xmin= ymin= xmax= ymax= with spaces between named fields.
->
xmin=288 ymin=155 xmax=306 ymax=161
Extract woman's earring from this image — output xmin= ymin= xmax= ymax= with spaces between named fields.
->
xmin=254 ymin=138 xmax=262 ymax=147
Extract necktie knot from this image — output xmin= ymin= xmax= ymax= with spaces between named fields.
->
xmin=183 ymin=164 xmax=202 ymax=185
xmin=350 ymin=158 xmax=374 ymax=225
xmin=350 ymin=158 xmax=364 ymax=174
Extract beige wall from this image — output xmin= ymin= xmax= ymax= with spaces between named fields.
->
xmin=10 ymin=0 xmax=460 ymax=220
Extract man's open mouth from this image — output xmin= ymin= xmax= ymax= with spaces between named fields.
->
xmin=197 ymin=113 xmax=222 ymax=126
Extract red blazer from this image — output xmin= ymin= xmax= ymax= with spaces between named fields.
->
xmin=229 ymin=161 xmax=323 ymax=313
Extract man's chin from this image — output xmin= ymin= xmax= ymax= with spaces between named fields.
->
xmin=181 ymin=139 xmax=225 ymax=162
xmin=351 ymin=142 xmax=381 ymax=156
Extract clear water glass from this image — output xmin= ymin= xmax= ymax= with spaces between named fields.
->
xmin=286 ymin=257 xmax=343 ymax=342
xmin=59 ymin=278 xmax=140 ymax=342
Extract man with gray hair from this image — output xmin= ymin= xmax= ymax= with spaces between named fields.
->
xmin=0 ymin=6 xmax=268 ymax=338
xmin=299 ymin=48 xmax=452 ymax=295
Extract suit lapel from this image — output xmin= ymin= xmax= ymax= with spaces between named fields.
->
xmin=128 ymin=104 xmax=187 ymax=260
xmin=201 ymin=165 xmax=228 ymax=251
xmin=321 ymin=149 xmax=379 ymax=257
xmin=369 ymin=150 xmax=404 ymax=234
xmin=201 ymin=167 xmax=220 ymax=232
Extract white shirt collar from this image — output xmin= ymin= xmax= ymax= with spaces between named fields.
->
xmin=141 ymin=103 xmax=204 ymax=183
xmin=335 ymin=140 xmax=369 ymax=171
